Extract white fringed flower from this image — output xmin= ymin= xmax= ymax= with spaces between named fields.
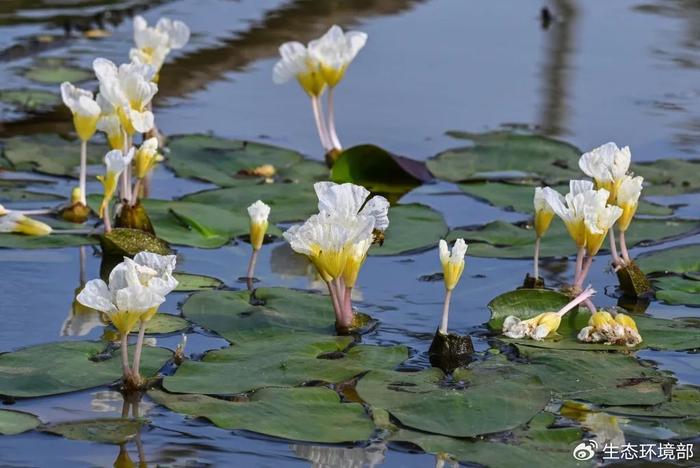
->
xmin=584 ymin=202 xmax=623 ymax=256
xmin=284 ymin=212 xmax=374 ymax=281
xmin=543 ymin=181 xmax=609 ymax=248
xmin=272 ymin=42 xmax=326 ymax=97
xmin=97 ymin=148 xmax=134 ymax=215
xmin=61 ymin=82 xmax=101 ymax=141
xmin=134 ymin=137 xmax=162 ymax=179
xmin=130 ymin=15 xmax=190 ymax=74
xmin=439 ymin=239 xmax=467 ymax=290
xmin=308 ymin=25 xmax=367 ymax=87
xmin=93 ymin=58 xmax=158 ymax=134
xmin=616 ymin=175 xmax=644 ymax=232
xmin=77 ymin=278 xmax=165 ymax=335
xmin=314 ymin=181 xmax=389 ymax=231
xmin=533 ymin=187 xmax=555 ymax=238
xmin=579 ymin=142 xmax=631 ymax=203
xmin=247 ymin=200 xmax=271 ymax=251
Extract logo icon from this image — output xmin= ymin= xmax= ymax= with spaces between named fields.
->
xmin=572 ymin=440 xmax=598 ymax=461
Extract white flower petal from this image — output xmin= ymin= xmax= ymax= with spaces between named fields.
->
xmin=77 ymin=279 xmax=117 ymax=313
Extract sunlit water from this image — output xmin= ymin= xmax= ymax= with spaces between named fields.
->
xmin=0 ymin=0 xmax=699 ymax=466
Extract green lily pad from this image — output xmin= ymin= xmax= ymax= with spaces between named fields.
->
xmin=516 ymin=346 xmax=671 ymax=406
xmin=447 ymin=218 xmax=700 ymax=259
xmin=2 ymin=134 xmax=107 ymax=177
xmin=427 ymin=132 xmax=581 ymax=184
xmin=637 ymin=244 xmax=700 ymax=275
xmin=0 ymin=341 xmax=172 ymax=398
xmin=0 ymin=187 xmax=63 ymax=203
xmin=182 ymin=288 xmax=335 ymax=343
xmin=0 ymin=409 xmax=40 ymax=435
xmin=605 ymin=386 xmax=700 ymax=418
xmin=143 ymin=199 xmax=275 ymax=249
xmin=42 ymin=418 xmax=144 ymax=444
xmin=0 ymin=89 xmax=60 ymax=113
xmin=135 ymin=313 xmax=188 ymax=335
xmin=371 ymin=203 xmax=448 ymax=256
xmin=149 ymin=387 xmax=374 ymax=443
xmin=0 ymin=232 xmax=95 ymax=249
xmin=164 ymin=333 xmax=407 ymax=395
xmin=458 ymin=182 xmax=673 ymax=216
xmin=182 ymin=182 xmax=318 ymax=224
xmin=165 ymin=134 xmax=316 ymax=187
xmin=23 ymin=65 xmax=91 ymax=85
xmin=330 ymin=144 xmax=431 ymax=196
xmin=633 ymin=159 xmax=700 ymax=196
xmin=620 ymin=415 xmax=700 ymax=441
xmin=653 ymin=276 xmax=700 ymax=306
xmin=389 ymin=411 xmax=586 ymax=468
xmin=356 ymin=359 xmax=550 ymax=438
xmin=173 ymin=272 xmax=224 ymax=291
xmin=488 ymin=289 xmax=700 ymax=351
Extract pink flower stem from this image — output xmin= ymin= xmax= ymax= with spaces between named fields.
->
xmin=326 ymin=87 xmax=342 ymax=151
xmin=533 ymin=237 xmax=541 ymax=279
xmin=619 ymin=230 xmax=632 ymax=264
xmin=325 ymin=280 xmax=343 ymax=325
xmin=608 ymin=226 xmax=622 ymax=266
xmin=311 ymin=96 xmax=332 ymax=151
xmin=439 ymin=289 xmax=453 ymax=334
xmin=573 ymin=246 xmax=585 ymax=289
xmin=556 ymin=286 xmax=596 ymax=317
xmin=79 ymin=140 xmax=88 ymax=205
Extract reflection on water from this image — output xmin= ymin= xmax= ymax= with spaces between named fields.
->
xmin=537 ymin=0 xmax=579 ymax=136
xmin=291 ymin=441 xmax=387 ymax=467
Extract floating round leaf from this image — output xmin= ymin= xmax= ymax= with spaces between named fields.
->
xmin=653 ymin=276 xmax=700 ymax=306
xmin=370 ymin=204 xmax=448 ymax=256
xmin=356 ymin=359 xmax=550 ymax=438
xmin=637 ymin=244 xmax=700 ymax=275
xmin=0 ymin=89 xmax=60 ymax=113
xmin=173 ymin=272 xmax=224 ymax=291
xmin=0 ymin=342 xmax=172 ymax=398
xmin=165 ymin=134 xmax=308 ymax=187
xmin=0 ymin=409 xmax=40 ymax=435
xmin=427 ymin=132 xmax=581 ymax=184
xmin=23 ymin=65 xmax=91 ymax=85
xmin=2 ymin=134 xmax=107 ymax=177
xmin=149 ymin=387 xmax=374 ymax=443
xmin=164 ymin=333 xmax=407 ymax=395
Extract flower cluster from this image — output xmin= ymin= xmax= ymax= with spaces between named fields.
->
xmin=577 ymin=310 xmax=642 ymax=347
xmin=503 ymin=287 xmax=595 ymax=341
xmin=273 ymin=25 xmax=367 ymax=153
xmin=77 ymin=252 xmax=178 ymax=386
xmin=531 ymin=142 xmax=645 ymax=310
xmin=58 ymin=15 xmax=189 ymax=230
xmin=284 ymin=182 xmax=388 ymax=329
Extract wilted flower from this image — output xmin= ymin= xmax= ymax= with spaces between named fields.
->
xmin=130 ymin=15 xmax=190 ymax=77
xmin=577 ymin=311 xmax=642 ymax=347
xmin=0 ymin=211 xmax=52 ymax=236
xmin=579 ymin=142 xmax=631 ymax=203
xmin=616 ymin=175 xmax=643 ymax=232
xmin=247 ymin=200 xmax=271 ymax=251
xmin=97 ymin=148 xmax=134 ymax=217
xmin=93 ymin=58 xmax=157 ymax=134
xmin=61 ymin=82 xmax=101 ymax=141
xmin=503 ymin=287 xmax=595 ymax=341
xmin=134 ymin=137 xmax=163 ymax=179
xmin=308 ymin=25 xmax=367 ymax=88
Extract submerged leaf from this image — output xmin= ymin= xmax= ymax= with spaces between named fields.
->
xmin=42 ymin=418 xmax=144 ymax=444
